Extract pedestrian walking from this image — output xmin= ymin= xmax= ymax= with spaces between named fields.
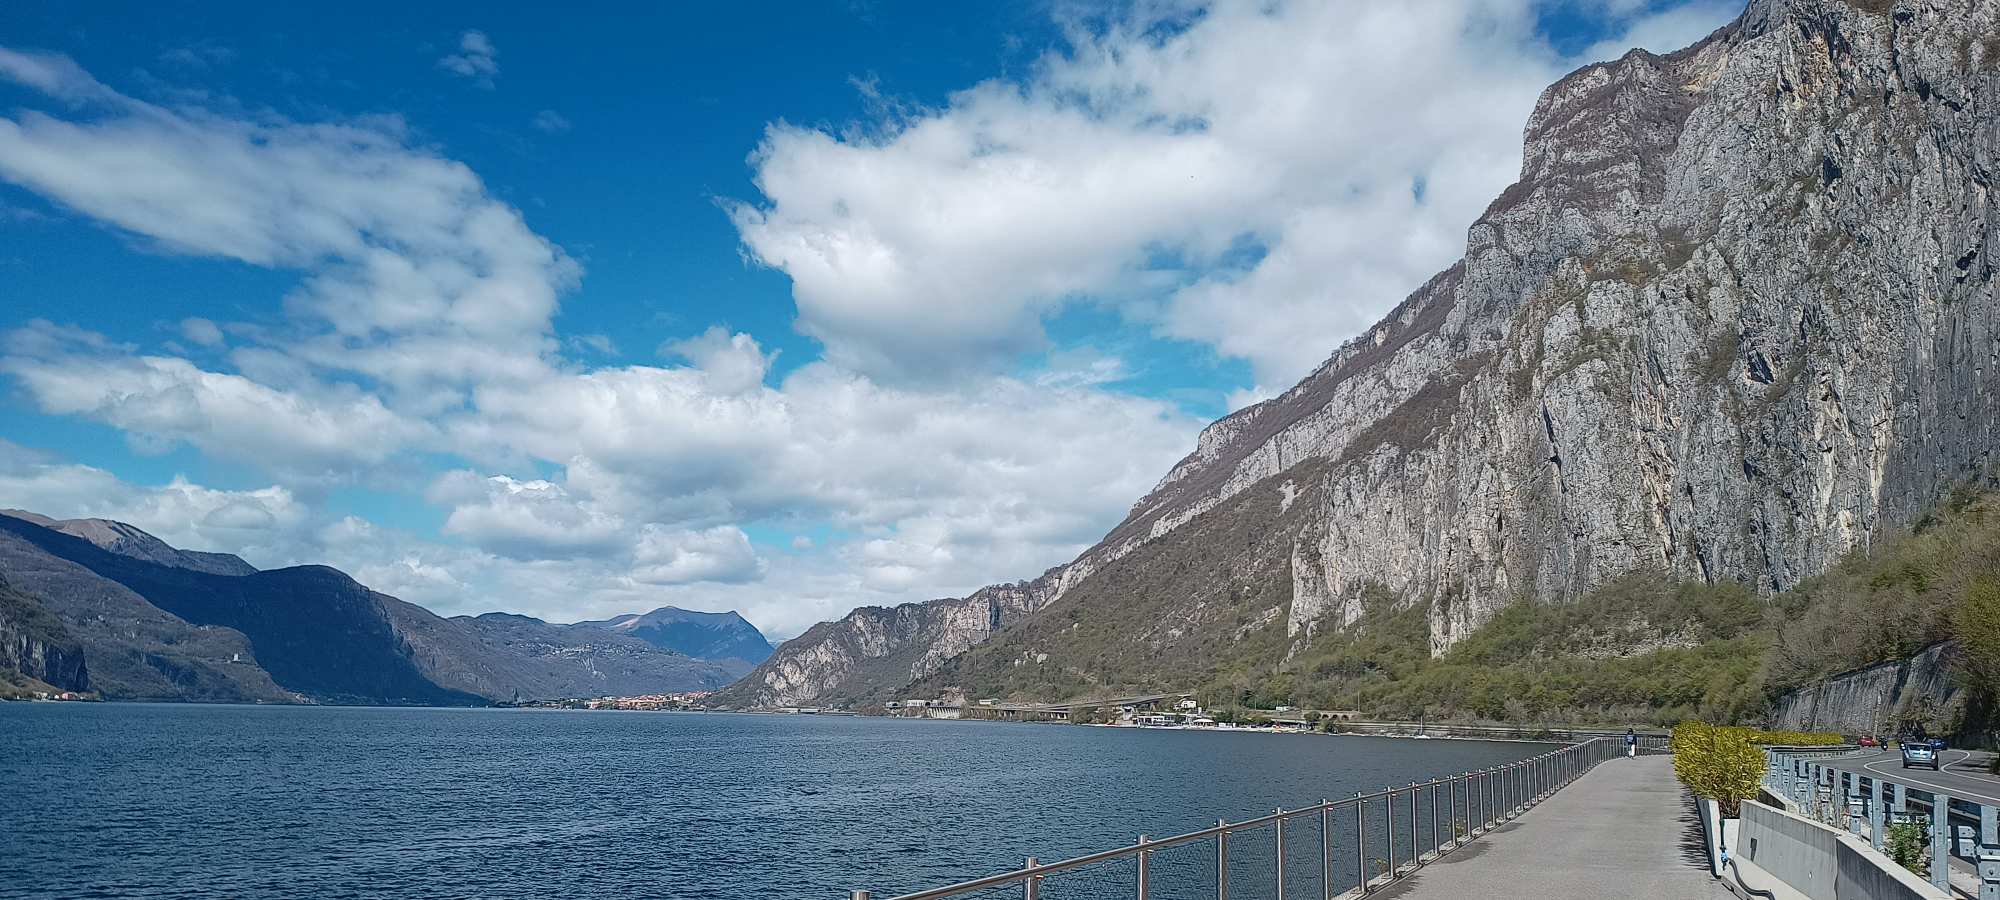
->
xmin=1625 ymin=727 xmax=1638 ymax=758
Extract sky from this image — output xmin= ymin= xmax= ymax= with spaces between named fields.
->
xmin=0 ymin=0 xmax=1741 ymax=639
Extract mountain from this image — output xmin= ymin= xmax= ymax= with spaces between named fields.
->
xmin=387 ymin=606 xmax=739 ymax=698
xmin=0 ymin=514 xmax=483 ymax=705
xmin=0 ymin=511 xmax=735 ymax=703
xmin=717 ymin=0 xmax=2000 ymax=708
xmin=711 ymin=584 xmax=1047 ymax=705
xmin=1 ymin=509 xmax=258 ymax=576
xmin=576 ymin=606 xmax=775 ymax=668
xmin=0 ymin=574 xmax=89 ymax=697
xmin=0 ymin=522 xmax=297 ymax=702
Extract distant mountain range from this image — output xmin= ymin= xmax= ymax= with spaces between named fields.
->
xmin=0 ymin=509 xmax=774 ymax=704
xmin=577 ymin=607 xmax=774 ymax=666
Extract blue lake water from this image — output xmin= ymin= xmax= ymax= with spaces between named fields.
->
xmin=0 ymin=704 xmax=1547 ymax=899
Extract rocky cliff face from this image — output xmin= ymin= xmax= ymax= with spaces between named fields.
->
xmin=0 ymin=575 xmax=88 ymax=693
xmin=724 ymin=0 xmax=2000 ymax=707
xmin=713 ymin=580 xmax=1053 ymax=706
xmin=1769 ymin=642 xmax=1962 ymax=733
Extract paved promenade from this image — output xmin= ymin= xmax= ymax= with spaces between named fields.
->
xmin=1376 ymin=754 xmax=1732 ymax=900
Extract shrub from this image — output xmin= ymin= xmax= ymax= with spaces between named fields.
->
xmin=1885 ymin=822 xmax=1928 ymax=874
xmin=1671 ymin=721 xmax=1770 ymax=817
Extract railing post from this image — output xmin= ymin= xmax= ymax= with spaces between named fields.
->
xmin=1356 ymin=794 xmax=1368 ymax=894
xmin=850 ymin=892 xmax=871 ymax=900
xmin=1275 ymin=808 xmax=1286 ymax=900
xmin=1445 ymin=776 xmax=1458 ymax=850
xmin=1321 ymin=801 xmax=1332 ymax=900
xmin=1386 ymin=787 xmax=1397 ymax=877
xmin=1486 ymin=768 xmax=1496 ymax=828
xmin=1430 ymin=780 xmax=1440 ymax=858
xmin=1025 ymin=857 xmax=1040 ymax=900
xmin=1980 ymin=805 xmax=2000 ymax=900
xmin=1137 ymin=835 xmax=1150 ymax=900
xmin=1216 ymin=821 xmax=1229 ymax=900
xmin=1408 ymin=783 xmax=1419 ymax=864
xmin=1932 ymin=793 xmax=1951 ymax=892
xmin=1869 ymin=778 xmax=1885 ymax=850
xmin=1848 ymin=772 xmax=1864 ymax=836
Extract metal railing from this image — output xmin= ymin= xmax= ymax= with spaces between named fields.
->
xmin=1762 ymin=746 xmax=2000 ymax=895
xmin=851 ymin=736 xmax=1629 ymax=900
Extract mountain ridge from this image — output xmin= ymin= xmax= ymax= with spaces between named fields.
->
xmin=1 ymin=509 xmax=259 ymax=576
xmin=0 ymin=510 xmax=751 ymax=703
xmin=574 ymin=605 xmax=775 ymax=667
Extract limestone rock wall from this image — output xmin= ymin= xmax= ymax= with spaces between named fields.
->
xmin=724 ymin=0 xmax=2000 ymax=707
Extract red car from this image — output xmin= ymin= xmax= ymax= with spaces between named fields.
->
xmin=1858 ymin=736 xmax=1879 ymax=747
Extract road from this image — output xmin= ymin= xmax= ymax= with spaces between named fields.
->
xmin=1815 ymin=748 xmax=2000 ymax=805
xmin=1376 ymin=754 xmax=1730 ymax=900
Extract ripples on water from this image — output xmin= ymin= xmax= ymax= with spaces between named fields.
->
xmin=0 ymin=704 xmax=1545 ymax=899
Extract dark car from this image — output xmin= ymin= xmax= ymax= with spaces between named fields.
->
xmin=1902 ymin=740 xmax=1941 ymax=770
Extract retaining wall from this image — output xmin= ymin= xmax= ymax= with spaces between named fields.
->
xmin=1735 ymin=801 xmax=1948 ymax=900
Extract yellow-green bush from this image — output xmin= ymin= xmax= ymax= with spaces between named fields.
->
xmin=1738 ymin=727 xmax=1843 ymax=746
xmin=1671 ymin=720 xmax=1774 ymax=817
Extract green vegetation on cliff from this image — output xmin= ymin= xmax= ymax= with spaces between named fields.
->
xmin=928 ymin=489 xmax=2000 ymax=729
xmin=1766 ymin=487 xmax=2000 ymax=695
xmin=1232 ymin=575 xmax=1770 ymax=726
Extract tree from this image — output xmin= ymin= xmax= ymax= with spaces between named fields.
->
xmin=1951 ymin=578 xmax=2000 ymax=695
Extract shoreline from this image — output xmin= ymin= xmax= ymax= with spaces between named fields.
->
xmin=0 ymin=698 xmax=1652 ymax=745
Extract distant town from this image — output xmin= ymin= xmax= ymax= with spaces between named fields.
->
xmin=509 ymin=691 xmax=718 ymax=711
xmin=506 ymin=686 xmax=1389 ymax=734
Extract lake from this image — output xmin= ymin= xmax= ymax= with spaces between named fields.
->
xmin=0 ymin=704 xmax=1547 ymax=899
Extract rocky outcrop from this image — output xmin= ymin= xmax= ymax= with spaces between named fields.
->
xmin=713 ymin=579 xmax=1053 ymax=707
xmin=1769 ymin=642 xmax=1962 ymax=734
xmin=0 ymin=575 xmax=88 ymax=693
xmin=729 ymin=0 xmax=2000 ymax=706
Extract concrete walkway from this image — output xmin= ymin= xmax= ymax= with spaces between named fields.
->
xmin=1375 ymin=754 xmax=1733 ymax=900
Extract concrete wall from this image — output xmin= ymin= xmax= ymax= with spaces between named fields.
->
xmin=1697 ymin=797 xmax=1725 ymax=876
xmin=1736 ymin=801 xmax=1948 ymax=900
xmin=1741 ymin=801 xmax=1841 ymax=897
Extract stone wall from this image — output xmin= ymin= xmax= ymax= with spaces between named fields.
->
xmin=1769 ymin=643 xmax=1963 ymax=736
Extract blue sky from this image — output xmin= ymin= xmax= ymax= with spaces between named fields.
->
xmin=0 ymin=0 xmax=1738 ymax=637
